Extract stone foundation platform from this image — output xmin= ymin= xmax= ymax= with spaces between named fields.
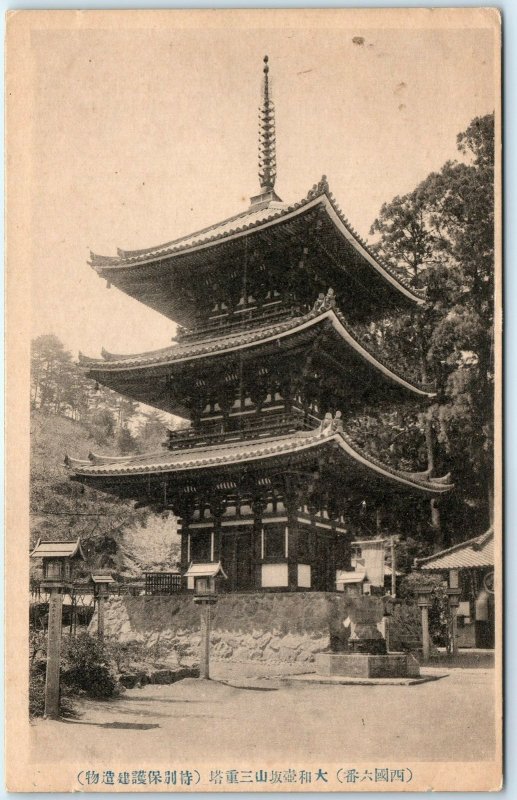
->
xmin=89 ymin=593 xmax=386 ymax=665
xmin=315 ymin=652 xmax=420 ymax=679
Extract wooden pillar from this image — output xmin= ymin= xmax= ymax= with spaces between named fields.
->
xmin=252 ymin=498 xmax=265 ymax=590
xmin=44 ymin=588 xmax=63 ymax=720
xmin=209 ymin=496 xmax=224 ymax=565
xmin=199 ymin=603 xmax=211 ymax=679
xmin=329 ymin=524 xmax=337 ymax=592
xmin=376 ymin=506 xmax=383 ymax=534
xmin=284 ymin=484 xmax=299 ymax=590
xmin=287 ymin=522 xmax=299 ymax=590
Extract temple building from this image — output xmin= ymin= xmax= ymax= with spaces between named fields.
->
xmin=68 ymin=57 xmax=452 ymax=593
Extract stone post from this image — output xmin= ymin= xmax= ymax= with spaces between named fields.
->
xmin=97 ymin=590 xmax=106 ymax=641
xmin=199 ymin=602 xmax=211 ymax=680
xmin=44 ymin=588 xmax=63 ymax=720
xmin=417 ymin=587 xmax=433 ymax=663
xmin=421 ymin=605 xmax=430 ymax=662
xmin=447 ymin=570 xmax=461 ymax=657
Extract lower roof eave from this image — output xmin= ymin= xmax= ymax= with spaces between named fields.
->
xmin=67 ymin=430 xmax=453 ymax=497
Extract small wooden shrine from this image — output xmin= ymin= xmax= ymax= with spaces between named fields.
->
xmin=68 ymin=57 xmax=452 ymax=592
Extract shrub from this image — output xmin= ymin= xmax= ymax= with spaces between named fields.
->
xmin=62 ymin=633 xmax=118 ymax=699
xmin=396 ymin=572 xmax=451 ymax=647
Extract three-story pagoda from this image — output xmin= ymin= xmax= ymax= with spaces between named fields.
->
xmin=68 ymin=57 xmax=452 ymax=593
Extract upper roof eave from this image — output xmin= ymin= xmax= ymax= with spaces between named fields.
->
xmin=89 ymin=178 xmax=425 ymax=305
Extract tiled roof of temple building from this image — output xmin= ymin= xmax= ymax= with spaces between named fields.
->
xmin=417 ymin=528 xmax=494 ymax=571
xmin=89 ymin=177 xmax=425 ymax=305
xmin=79 ymin=298 xmax=434 ymax=397
xmin=66 ymin=425 xmax=452 ymax=495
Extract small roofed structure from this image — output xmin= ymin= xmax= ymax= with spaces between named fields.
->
xmin=90 ymin=571 xmax=114 ymax=584
xmin=351 ymin=538 xmax=386 ymax=591
xmin=90 ymin=570 xmax=114 ymax=588
xmin=31 ymin=538 xmax=86 ymax=586
xmin=336 ymin=569 xmax=367 ymax=595
xmin=415 ymin=528 xmax=494 ymax=649
xmin=185 ymin=562 xmax=227 ymax=596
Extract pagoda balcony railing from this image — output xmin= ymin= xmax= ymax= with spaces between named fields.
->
xmin=175 ymin=303 xmax=304 ymax=343
xmin=165 ymin=411 xmax=319 ymax=450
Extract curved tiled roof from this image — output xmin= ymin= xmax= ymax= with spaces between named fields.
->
xmin=89 ymin=177 xmax=425 ymax=304
xmin=79 ymin=302 xmax=434 ymax=397
xmin=417 ymin=527 xmax=494 ymax=570
xmin=67 ymin=426 xmax=453 ymax=495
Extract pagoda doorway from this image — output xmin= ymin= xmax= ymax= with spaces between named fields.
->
xmin=221 ymin=528 xmax=254 ymax=592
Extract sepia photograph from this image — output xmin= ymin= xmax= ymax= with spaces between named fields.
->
xmin=5 ymin=8 xmax=502 ymax=792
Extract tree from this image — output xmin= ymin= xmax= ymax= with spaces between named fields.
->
xmin=31 ymin=334 xmax=141 ymax=434
xmin=116 ymin=425 xmax=139 ymax=455
xmin=368 ymin=113 xmax=495 ymax=532
xmin=136 ymin=409 xmax=169 ymax=451
xmin=120 ymin=513 xmax=181 ymax=577
xmin=31 ymin=335 xmax=75 ymax=413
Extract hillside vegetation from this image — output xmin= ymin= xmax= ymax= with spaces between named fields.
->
xmin=30 ymin=410 xmax=180 ymax=578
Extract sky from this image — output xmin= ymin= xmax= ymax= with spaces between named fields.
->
xmin=29 ymin=20 xmax=497 ymax=359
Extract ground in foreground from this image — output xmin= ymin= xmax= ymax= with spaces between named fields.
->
xmin=31 ymin=663 xmax=495 ymax=767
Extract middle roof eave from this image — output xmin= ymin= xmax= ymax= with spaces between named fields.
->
xmin=79 ymin=305 xmax=435 ymax=397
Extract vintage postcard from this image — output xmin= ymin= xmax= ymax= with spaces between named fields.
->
xmin=5 ymin=8 xmax=502 ymax=793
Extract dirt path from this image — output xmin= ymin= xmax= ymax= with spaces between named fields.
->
xmin=31 ymin=666 xmax=495 ymax=767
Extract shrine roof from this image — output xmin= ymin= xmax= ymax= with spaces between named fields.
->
xmin=30 ymin=538 xmax=86 ymax=560
xmin=416 ymin=527 xmax=494 ymax=571
xmin=67 ymin=426 xmax=453 ymax=496
xmin=184 ymin=562 xmax=228 ymax=579
xmin=336 ymin=570 xmax=367 ymax=584
xmin=89 ymin=177 xmax=425 ymax=306
xmin=79 ymin=300 xmax=434 ymax=397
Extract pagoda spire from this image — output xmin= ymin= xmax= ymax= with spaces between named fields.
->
xmin=258 ymin=55 xmax=277 ymax=192
xmin=250 ymin=56 xmax=282 ymax=206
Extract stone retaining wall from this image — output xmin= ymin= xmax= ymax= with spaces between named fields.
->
xmin=90 ymin=593 xmax=385 ymax=665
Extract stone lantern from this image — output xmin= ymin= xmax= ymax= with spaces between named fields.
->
xmin=30 ymin=538 xmax=86 ymax=719
xmin=31 ymin=537 xmax=86 ymax=590
xmin=184 ymin=562 xmax=227 ymax=679
xmin=89 ymin=570 xmax=114 ymax=640
xmin=185 ymin=561 xmax=227 ymax=604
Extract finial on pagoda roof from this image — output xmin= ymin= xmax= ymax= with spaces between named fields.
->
xmin=259 ymin=55 xmax=276 ymax=192
xmin=251 ymin=56 xmax=282 ymax=207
